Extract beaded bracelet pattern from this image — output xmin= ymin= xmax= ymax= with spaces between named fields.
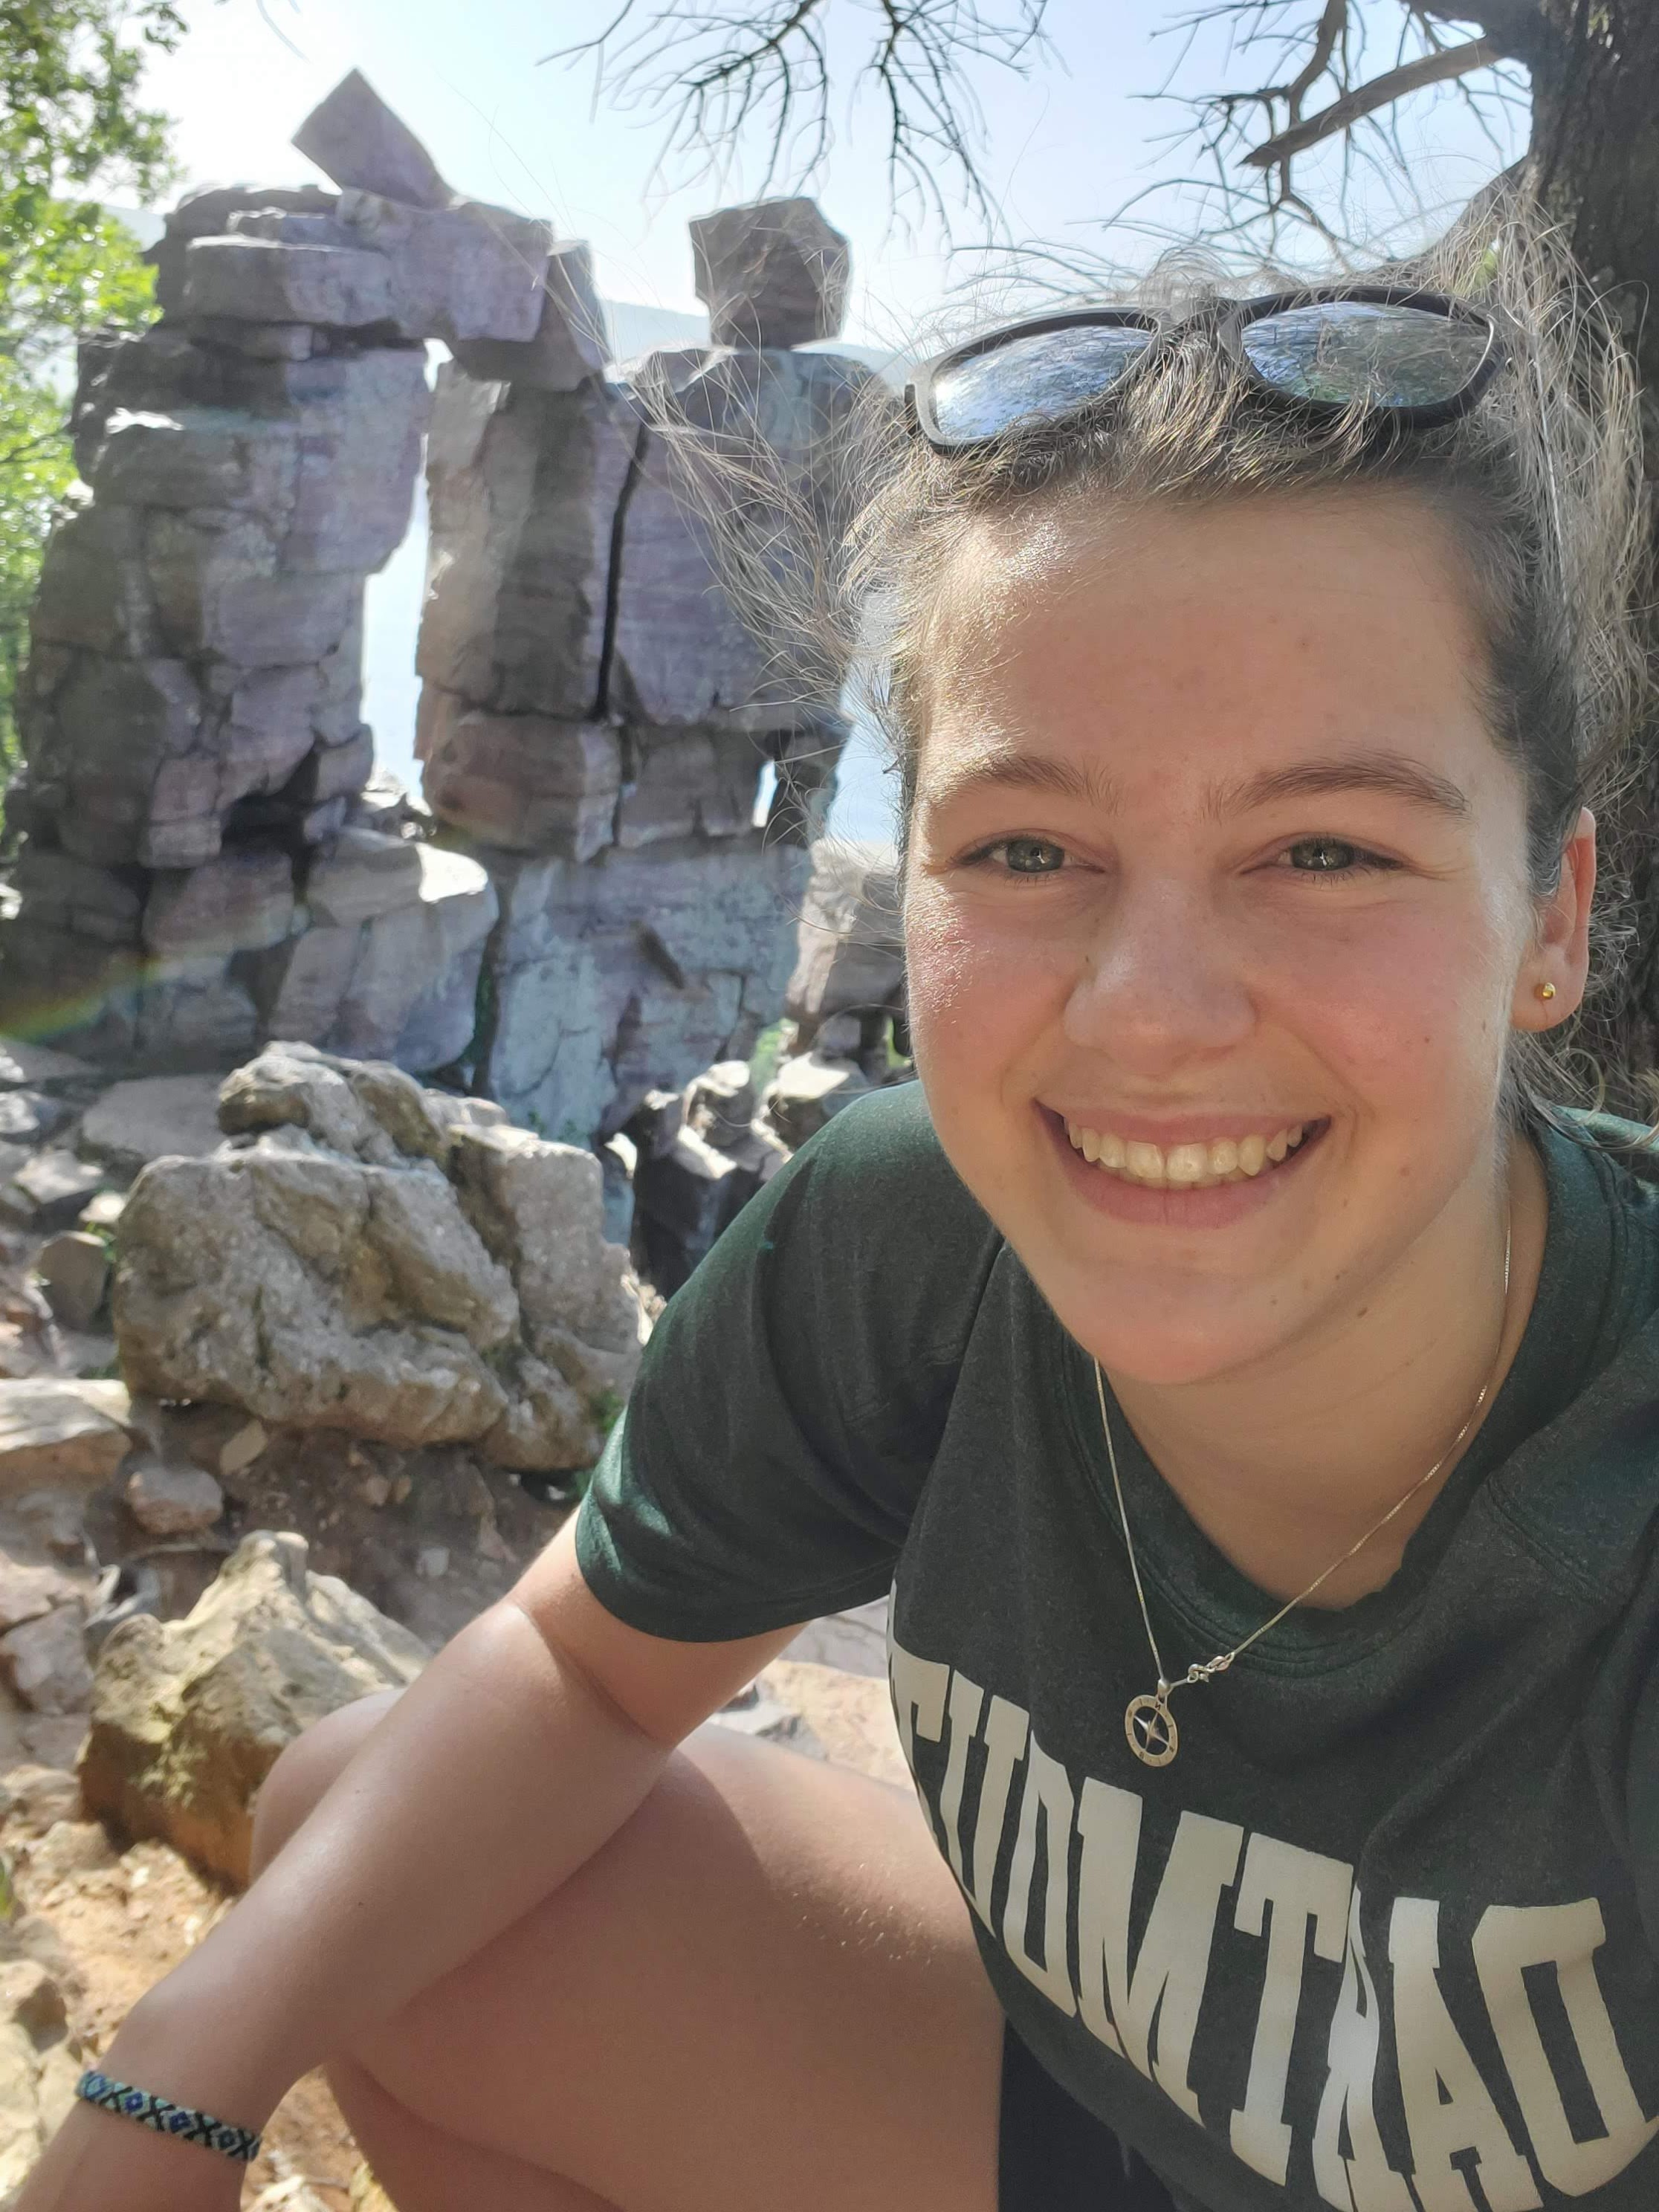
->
xmin=75 ymin=2069 xmax=263 ymax=2164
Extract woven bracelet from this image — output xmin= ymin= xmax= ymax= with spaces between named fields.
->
xmin=75 ymin=2069 xmax=263 ymax=2164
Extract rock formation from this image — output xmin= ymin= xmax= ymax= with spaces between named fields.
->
xmin=0 ymin=70 xmax=614 ymax=1076
xmin=112 ymin=1041 xmax=644 ymax=1471
xmin=1 ymin=67 xmax=882 ymax=1160
xmin=417 ymin=202 xmax=886 ymax=1144
xmin=690 ymin=197 xmax=850 ymax=349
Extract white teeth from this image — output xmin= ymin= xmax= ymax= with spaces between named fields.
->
xmin=1062 ymin=1119 xmax=1316 ymax=1189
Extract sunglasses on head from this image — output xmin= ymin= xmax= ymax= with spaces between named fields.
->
xmin=905 ymin=287 xmax=1509 ymax=452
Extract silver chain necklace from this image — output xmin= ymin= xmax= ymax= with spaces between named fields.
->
xmin=1096 ymin=1211 xmax=1513 ymax=1769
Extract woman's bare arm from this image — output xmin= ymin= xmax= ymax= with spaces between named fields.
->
xmin=18 ymin=1520 xmax=798 ymax=2209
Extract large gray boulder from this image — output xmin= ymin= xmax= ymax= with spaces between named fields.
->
xmin=80 ymin=1528 xmax=429 ymax=1885
xmin=111 ymin=1044 xmax=643 ymax=1469
xmin=78 ymin=1071 xmax=235 ymax=1172
xmin=448 ymin=240 xmax=609 ymax=393
xmin=482 ymin=838 xmax=809 ymax=1142
xmin=608 ymin=346 xmax=876 ymax=732
xmin=250 ymin=838 xmax=499 ymax=1074
xmin=417 ymin=366 xmax=637 ymax=723
xmin=291 ymin=67 xmax=453 ymax=210
xmin=417 ymin=695 xmax=620 ymax=860
xmin=0 ymin=1382 xmax=134 ymax=1496
xmin=143 ymin=183 xmax=341 ymax=320
xmin=689 ymin=198 xmax=850 ymax=348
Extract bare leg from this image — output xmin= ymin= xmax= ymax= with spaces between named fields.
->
xmin=328 ymin=2054 xmax=621 ymax=2211
xmin=251 ymin=1698 xmax=1003 ymax=2212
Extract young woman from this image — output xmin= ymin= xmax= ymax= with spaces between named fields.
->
xmin=24 ymin=213 xmax=1659 ymax=2212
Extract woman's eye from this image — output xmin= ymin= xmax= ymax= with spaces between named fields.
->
xmin=1284 ymin=837 xmax=1377 ymax=874
xmin=995 ymin=837 xmax=1067 ymax=875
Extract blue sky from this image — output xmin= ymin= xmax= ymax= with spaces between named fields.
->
xmin=136 ymin=1 xmax=1530 ymax=842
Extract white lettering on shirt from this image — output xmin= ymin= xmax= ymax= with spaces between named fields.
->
xmin=1388 ymin=1896 xmax=1540 ymax=2212
xmin=1312 ymin=1886 xmax=1414 ymax=2211
xmin=890 ymin=1631 xmax=1658 ymax=2204
xmin=1472 ymin=1899 xmax=1659 ymax=2195
xmin=1076 ymin=1781 xmax=1243 ymax=2123
xmin=1231 ymin=1832 xmax=1352 ymax=2184
xmin=1001 ymin=1731 xmax=1078 ymax=2014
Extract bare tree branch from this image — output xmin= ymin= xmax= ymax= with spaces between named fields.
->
xmin=1244 ymin=33 xmax=1499 ymax=166
xmin=1090 ymin=3 xmax=1530 ymax=269
xmin=1282 ymin=0 xmax=1348 ymax=121
xmin=1413 ymin=1 xmax=1563 ymax=69
xmin=541 ymin=0 xmax=1052 ymax=236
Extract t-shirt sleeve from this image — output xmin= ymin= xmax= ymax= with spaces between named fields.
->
xmin=574 ymin=1082 xmax=1002 ymax=1641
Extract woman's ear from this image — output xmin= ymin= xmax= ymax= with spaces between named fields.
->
xmin=1513 ymin=807 xmax=1595 ymax=1031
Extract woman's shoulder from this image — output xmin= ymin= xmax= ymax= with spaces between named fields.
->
xmin=774 ymin=1078 xmax=991 ymax=1232
xmin=717 ymin=1077 xmax=1005 ymax=1348
xmin=630 ymin=1079 xmax=1004 ymax=1512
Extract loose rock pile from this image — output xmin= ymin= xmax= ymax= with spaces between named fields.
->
xmin=627 ymin=1059 xmax=791 ymax=1293
xmin=0 ymin=1035 xmax=655 ymax=1772
xmin=604 ymin=844 xmax=909 ymax=1284
xmin=0 ymin=1009 xmax=907 ymax=2198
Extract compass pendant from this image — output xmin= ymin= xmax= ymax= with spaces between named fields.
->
xmin=1126 ymin=1692 xmax=1179 ymax=1768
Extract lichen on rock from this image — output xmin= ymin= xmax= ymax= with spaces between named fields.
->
xmin=80 ymin=1527 xmax=428 ymax=1886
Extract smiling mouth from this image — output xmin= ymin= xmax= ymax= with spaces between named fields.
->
xmin=1060 ymin=1116 xmax=1328 ymax=1190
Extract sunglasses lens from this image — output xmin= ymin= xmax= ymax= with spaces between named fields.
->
xmin=1240 ymin=301 xmax=1493 ymax=410
xmin=930 ymin=323 xmax=1154 ymax=443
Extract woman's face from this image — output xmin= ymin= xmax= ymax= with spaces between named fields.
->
xmin=903 ymin=491 xmax=1593 ymax=1385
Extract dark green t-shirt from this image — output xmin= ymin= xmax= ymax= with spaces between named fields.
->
xmin=576 ymin=1083 xmax=1659 ymax=2211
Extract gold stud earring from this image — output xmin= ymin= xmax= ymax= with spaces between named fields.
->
xmin=1536 ymin=981 xmax=1557 ymax=1000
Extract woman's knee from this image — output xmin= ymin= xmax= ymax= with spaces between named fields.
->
xmin=249 ymin=1688 xmax=404 ymax=1880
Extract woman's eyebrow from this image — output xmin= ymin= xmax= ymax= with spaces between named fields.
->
xmin=1205 ymin=752 xmax=1472 ymax=821
xmin=921 ymin=746 xmax=1470 ymax=820
xmin=921 ymin=747 xmax=1120 ymax=810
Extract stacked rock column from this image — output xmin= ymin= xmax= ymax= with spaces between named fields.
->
xmin=0 ymin=71 xmax=569 ymax=1075
xmin=418 ymin=197 xmax=882 ymax=1145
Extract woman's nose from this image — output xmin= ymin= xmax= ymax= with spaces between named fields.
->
xmin=1062 ymin=879 xmax=1255 ymax=1073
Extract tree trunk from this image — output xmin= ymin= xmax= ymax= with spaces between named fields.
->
xmin=1524 ymin=0 xmax=1659 ymax=1102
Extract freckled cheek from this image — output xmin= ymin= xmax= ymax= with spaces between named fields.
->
xmin=902 ymin=896 xmax=1076 ymax=1070
xmin=1270 ymin=908 xmax=1515 ymax=1116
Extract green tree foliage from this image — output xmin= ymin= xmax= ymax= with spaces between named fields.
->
xmin=0 ymin=0 xmax=184 ymax=796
